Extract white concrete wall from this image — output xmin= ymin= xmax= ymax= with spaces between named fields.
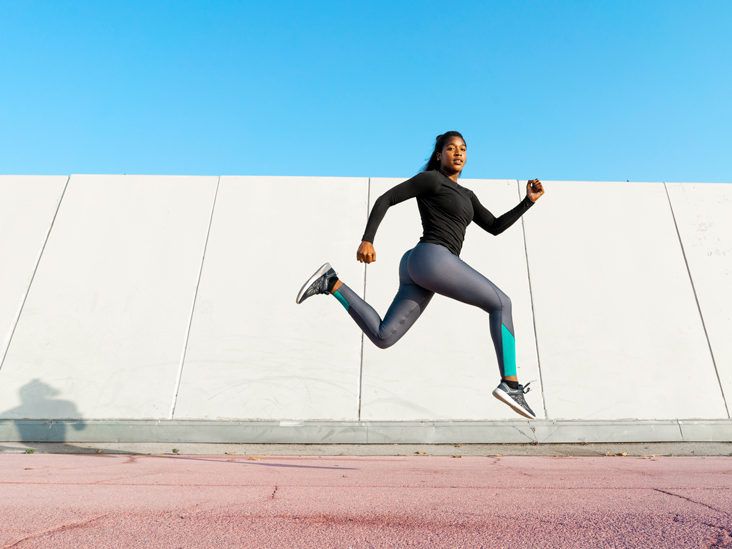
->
xmin=0 ymin=175 xmax=729 ymax=424
xmin=666 ymin=183 xmax=732 ymax=415
xmin=0 ymin=176 xmax=67 ymax=367
xmin=526 ymin=181 xmax=725 ymax=420
xmin=173 ymin=176 xmax=367 ymax=420
xmin=0 ymin=175 xmax=218 ymax=419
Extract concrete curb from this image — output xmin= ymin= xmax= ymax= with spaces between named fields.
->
xmin=1 ymin=419 xmax=731 ymax=444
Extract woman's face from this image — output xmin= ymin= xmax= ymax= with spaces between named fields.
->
xmin=437 ymin=136 xmax=467 ymax=175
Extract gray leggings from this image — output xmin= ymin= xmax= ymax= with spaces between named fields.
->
xmin=333 ymin=241 xmax=518 ymax=378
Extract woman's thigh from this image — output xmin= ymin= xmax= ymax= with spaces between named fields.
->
xmin=376 ymin=248 xmax=434 ymax=345
xmin=406 ymin=242 xmax=507 ymax=313
xmin=383 ymin=247 xmax=434 ymax=320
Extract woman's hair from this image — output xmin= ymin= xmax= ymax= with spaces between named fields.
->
xmin=420 ymin=130 xmax=466 ymax=172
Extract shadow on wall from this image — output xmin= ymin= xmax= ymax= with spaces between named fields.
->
xmin=0 ymin=378 xmax=85 ymax=442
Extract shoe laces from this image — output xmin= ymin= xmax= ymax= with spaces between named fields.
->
xmin=520 ymin=379 xmax=537 ymax=394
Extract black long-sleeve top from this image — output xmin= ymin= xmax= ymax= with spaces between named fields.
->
xmin=361 ymin=169 xmax=535 ymax=256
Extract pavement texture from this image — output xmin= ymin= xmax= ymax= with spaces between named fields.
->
xmin=1 ymin=449 xmax=731 ymax=548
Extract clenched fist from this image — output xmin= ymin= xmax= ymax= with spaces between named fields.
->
xmin=527 ymin=179 xmax=544 ymax=203
xmin=357 ymin=240 xmax=376 ymax=263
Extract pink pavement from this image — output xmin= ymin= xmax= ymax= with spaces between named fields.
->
xmin=0 ymin=453 xmax=731 ymax=548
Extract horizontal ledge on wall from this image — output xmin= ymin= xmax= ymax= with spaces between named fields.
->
xmin=0 ymin=419 xmax=730 ymax=444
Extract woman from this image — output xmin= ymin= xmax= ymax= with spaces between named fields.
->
xmin=296 ymin=131 xmax=545 ymax=419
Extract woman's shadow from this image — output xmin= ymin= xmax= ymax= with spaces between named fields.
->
xmin=0 ymin=378 xmax=128 ymax=454
xmin=0 ymin=379 xmax=353 ymax=468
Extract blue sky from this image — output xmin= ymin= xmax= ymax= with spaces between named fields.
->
xmin=1 ymin=1 xmax=730 ymax=182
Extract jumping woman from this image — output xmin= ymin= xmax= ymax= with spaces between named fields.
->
xmin=295 ymin=131 xmax=545 ymax=419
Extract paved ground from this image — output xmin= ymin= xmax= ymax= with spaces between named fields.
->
xmin=2 ymin=441 xmax=732 ymax=456
xmin=0 ymin=446 xmax=731 ymax=548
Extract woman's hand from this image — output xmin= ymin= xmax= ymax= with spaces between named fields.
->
xmin=357 ymin=240 xmax=376 ymax=263
xmin=527 ymin=179 xmax=544 ymax=203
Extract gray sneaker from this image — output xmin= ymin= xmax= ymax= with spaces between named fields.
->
xmin=492 ymin=380 xmax=537 ymax=419
xmin=296 ymin=262 xmax=338 ymax=304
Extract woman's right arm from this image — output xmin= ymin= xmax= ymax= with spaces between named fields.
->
xmin=357 ymin=171 xmax=439 ymax=264
xmin=360 ymin=171 xmax=439 ymax=245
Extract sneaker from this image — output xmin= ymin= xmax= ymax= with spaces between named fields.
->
xmin=295 ymin=262 xmax=338 ymax=304
xmin=492 ymin=380 xmax=537 ymax=419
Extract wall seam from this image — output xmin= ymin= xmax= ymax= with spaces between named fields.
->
xmin=517 ymin=179 xmax=548 ymax=419
xmin=169 ymin=176 xmax=221 ymax=419
xmin=358 ymin=177 xmax=370 ymax=421
xmin=0 ymin=175 xmax=71 ymax=372
xmin=663 ymin=181 xmax=729 ymax=418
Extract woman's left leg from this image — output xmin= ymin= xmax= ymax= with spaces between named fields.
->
xmin=330 ymin=248 xmax=435 ymax=349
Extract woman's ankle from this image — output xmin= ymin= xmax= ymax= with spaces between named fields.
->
xmin=501 ymin=377 xmax=520 ymax=389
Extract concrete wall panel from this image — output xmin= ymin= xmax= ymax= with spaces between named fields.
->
xmin=173 ymin=176 xmax=367 ymax=420
xmin=360 ymin=177 xmax=542 ymax=420
xmin=0 ymin=175 xmax=218 ymax=419
xmin=666 ymin=182 xmax=732 ymax=416
xmin=0 ymin=176 xmax=67 ymax=363
xmin=1 ymin=174 xmax=729 ymax=432
xmin=524 ymin=181 xmax=726 ymax=419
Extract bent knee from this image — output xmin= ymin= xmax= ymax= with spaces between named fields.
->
xmin=485 ymin=293 xmax=512 ymax=314
xmin=374 ymin=337 xmax=396 ymax=349
xmin=373 ymin=331 xmax=400 ymax=349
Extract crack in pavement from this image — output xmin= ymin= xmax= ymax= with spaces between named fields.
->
xmin=654 ymin=488 xmax=730 ymax=516
xmin=3 ymin=501 xmax=211 ymax=547
xmin=3 ymin=513 xmax=110 ymax=548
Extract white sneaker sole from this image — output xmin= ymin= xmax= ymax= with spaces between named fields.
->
xmin=295 ymin=262 xmax=332 ymax=304
xmin=492 ymin=387 xmax=536 ymax=420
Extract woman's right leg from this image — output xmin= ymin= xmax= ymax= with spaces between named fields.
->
xmin=332 ymin=248 xmax=434 ymax=349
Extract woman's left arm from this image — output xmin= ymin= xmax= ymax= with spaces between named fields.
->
xmin=470 ymin=179 xmax=542 ymax=236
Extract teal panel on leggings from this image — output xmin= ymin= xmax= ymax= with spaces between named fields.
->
xmin=333 ymin=290 xmax=350 ymax=310
xmin=501 ymin=323 xmax=517 ymax=377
